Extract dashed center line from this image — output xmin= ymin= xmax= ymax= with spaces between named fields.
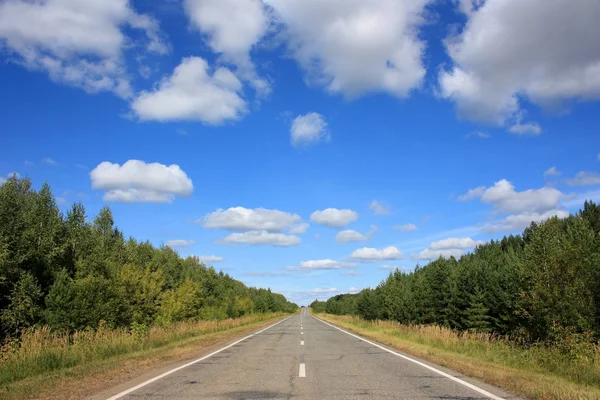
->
xmin=301 ymin=340 xmax=304 ymax=345
xmin=299 ymin=363 xmax=306 ymax=378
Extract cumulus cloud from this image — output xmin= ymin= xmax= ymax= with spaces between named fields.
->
xmin=483 ymin=209 xmax=570 ymax=233
xmin=287 ymin=259 xmax=357 ymax=271
xmin=219 ymin=230 xmax=300 ymax=247
xmin=0 ymin=0 xmax=168 ymax=98
xmin=459 ymin=179 xmax=569 ymax=214
xmin=378 ymin=265 xmax=401 ymax=271
xmin=131 ymin=57 xmax=246 ymax=124
xmin=458 ymin=186 xmax=486 ymax=201
xmin=412 ymin=236 xmax=484 ymax=261
xmin=90 ymin=160 xmax=193 ymax=203
xmin=544 ymin=167 xmax=561 ymax=179
xmin=394 ymin=223 xmax=418 ymax=232
xmin=200 ymin=207 xmax=301 ymax=232
xmin=439 ymin=0 xmax=600 ymax=127
xmin=193 ymin=255 xmax=224 ymax=264
xmin=310 ymin=208 xmax=358 ymax=228
xmin=412 ymin=248 xmax=465 ymax=261
xmin=369 ymin=200 xmax=390 ymax=215
xmin=312 ymin=288 xmax=339 ymax=293
xmin=183 ymin=0 xmax=269 ymax=94
xmin=289 ymin=223 xmax=310 ymax=234
xmin=265 ymin=0 xmax=430 ymax=98
xmin=567 ymin=171 xmax=600 ymax=186
xmin=165 ymin=239 xmax=195 ymax=248
xmin=335 ymin=225 xmax=377 ymax=243
xmin=348 ymin=246 xmax=403 ymax=262
xmin=430 ymin=237 xmax=485 ymax=250
xmin=290 ymin=112 xmax=329 ymax=147
xmin=466 ymin=131 xmax=491 ymax=139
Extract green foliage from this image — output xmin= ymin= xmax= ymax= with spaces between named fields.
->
xmin=317 ymin=202 xmax=600 ymax=346
xmin=0 ymin=177 xmax=296 ymax=340
xmin=1 ymin=272 xmax=43 ymax=336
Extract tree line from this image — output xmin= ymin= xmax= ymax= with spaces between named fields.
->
xmin=311 ymin=201 xmax=600 ymax=344
xmin=0 ymin=177 xmax=297 ymax=339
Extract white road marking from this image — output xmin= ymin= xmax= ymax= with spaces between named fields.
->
xmin=301 ymin=331 xmax=303 ymax=335
xmin=301 ymin=340 xmax=304 ymax=345
xmin=106 ymin=317 xmax=291 ymax=400
xmin=313 ymin=316 xmax=505 ymax=400
xmin=299 ymin=363 xmax=306 ymax=377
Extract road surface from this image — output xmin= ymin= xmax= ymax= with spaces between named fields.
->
xmin=98 ymin=309 xmax=518 ymax=400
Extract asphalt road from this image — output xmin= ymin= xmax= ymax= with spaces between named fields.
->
xmin=101 ymin=309 xmax=519 ymax=400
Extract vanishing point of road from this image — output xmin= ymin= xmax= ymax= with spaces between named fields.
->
xmin=94 ymin=308 xmax=519 ymax=400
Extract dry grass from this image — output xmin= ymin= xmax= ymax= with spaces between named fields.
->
xmin=0 ymin=313 xmax=288 ymax=400
xmin=316 ymin=313 xmax=600 ymax=400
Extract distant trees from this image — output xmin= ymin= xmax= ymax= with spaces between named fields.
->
xmin=312 ymin=201 xmax=600 ymax=344
xmin=0 ymin=176 xmax=297 ymax=340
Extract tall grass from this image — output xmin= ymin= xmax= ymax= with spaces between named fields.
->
xmin=0 ymin=313 xmax=285 ymax=386
xmin=319 ymin=314 xmax=600 ymax=391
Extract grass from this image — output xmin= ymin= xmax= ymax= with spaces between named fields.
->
xmin=316 ymin=313 xmax=600 ymax=400
xmin=0 ymin=313 xmax=289 ymax=400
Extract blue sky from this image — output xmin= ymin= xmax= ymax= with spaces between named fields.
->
xmin=1 ymin=0 xmax=599 ymax=305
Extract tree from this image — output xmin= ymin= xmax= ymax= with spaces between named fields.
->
xmin=1 ymin=272 xmax=43 ymax=336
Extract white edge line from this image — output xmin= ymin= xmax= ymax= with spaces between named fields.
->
xmin=106 ymin=316 xmax=291 ymax=400
xmin=299 ymin=363 xmax=306 ymax=377
xmin=313 ymin=316 xmax=505 ymax=400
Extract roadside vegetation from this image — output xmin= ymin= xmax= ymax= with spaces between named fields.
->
xmin=0 ymin=176 xmax=296 ymax=395
xmin=311 ymin=201 xmax=600 ymax=399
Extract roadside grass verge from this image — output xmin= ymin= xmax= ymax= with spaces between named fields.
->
xmin=315 ymin=313 xmax=600 ymax=400
xmin=0 ymin=313 xmax=289 ymax=400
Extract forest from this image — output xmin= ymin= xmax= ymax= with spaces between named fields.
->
xmin=312 ymin=201 xmax=600 ymax=345
xmin=0 ymin=176 xmax=297 ymax=341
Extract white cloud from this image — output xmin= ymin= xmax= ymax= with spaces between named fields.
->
xmin=394 ymin=223 xmax=418 ymax=232
xmin=348 ymin=287 xmax=359 ymax=294
xmin=265 ymin=0 xmax=429 ymax=98
xmin=183 ymin=0 xmax=269 ymax=94
xmin=412 ymin=248 xmax=464 ymax=261
xmin=483 ymin=209 xmax=570 ymax=233
xmin=466 ymin=131 xmax=491 ymax=139
xmin=0 ymin=177 xmax=6 ymax=185
xmin=312 ymin=288 xmax=339 ymax=293
xmin=219 ymin=230 xmax=300 ymax=247
xmin=42 ymin=157 xmax=57 ymax=166
xmin=200 ymin=207 xmax=301 ymax=232
xmin=289 ymin=223 xmax=310 ymax=234
xmin=567 ymin=171 xmax=600 ymax=187
xmin=90 ymin=160 xmax=193 ymax=203
xmin=131 ymin=57 xmax=247 ymax=124
xmin=290 ymin=112 xmax=329 ymax=147
xmin=310 ymin=208 xmax=358 ymax=228
xmin=509 ymin=120 xmax=542 ymax=136
xmin=166 ymin=239 xmax=195 ymax=248
xmin=0 ymin=0 xmax=167 ymax=98
xmin=378 ymin=265 xmax=401 ymax=271
xmin=544 ymin=167 xmax=561 ymax=178
xmin=335 ymin=225 xmax=377 ymax=243
xmin=439 ymin=0 xmax=600 ymax=127
xmin=458 ymin=186 xmax=486 ymax=201
xmin=24 ymin=160 xmax=34 ymax=166
xmin=349 ymin=246 xmax=404 ymax=262
xmin=369 ymin=200 xmax=390 ymax=215
xmin=430 ymin=237 xmax=485 ymax=250
xmin=459 ymin=179 xmax=569 ymax=214
xmin=287 ymin=259 xmax=357 ymax=271
xmin=193 ymin=255 xmax=224 ymax=264
xmin=56 ymin=197 xmax=68 ymax=206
